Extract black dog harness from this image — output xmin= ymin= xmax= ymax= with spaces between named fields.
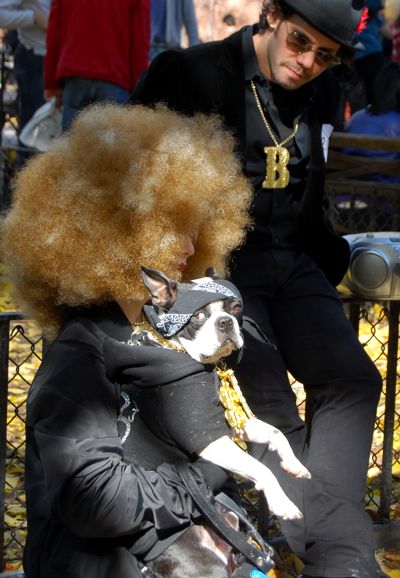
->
xmin=139 ymin=463 xmax=275 ymax=577
xmin=177 ymin=463 xmax=275 ymax=575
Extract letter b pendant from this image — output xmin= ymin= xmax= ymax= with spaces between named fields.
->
xmin=262 ymin=146 xmax=290 ymax=189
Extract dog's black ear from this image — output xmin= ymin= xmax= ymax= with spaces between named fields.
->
xmin=141 ymin=266 xmax=178 ymax=311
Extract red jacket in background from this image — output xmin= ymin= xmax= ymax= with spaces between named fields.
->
xmin=45 ymin=0 xmax=150 ymax=93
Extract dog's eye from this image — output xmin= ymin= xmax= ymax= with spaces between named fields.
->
xmin=225 ymin=298 xmax=242 ymax=317
xmin=193 ymin=311 xmax=206 ymax=321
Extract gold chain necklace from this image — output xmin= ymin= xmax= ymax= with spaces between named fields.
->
xmin=131 ymin=319 xmax=186 ymax=352
xmin=131 ymin=321 xmax=254 ymax=449
xmin=217 ymin=364 xmax=255 ymax=450
xmin=250 ymin=79 xmax=299 ymax=189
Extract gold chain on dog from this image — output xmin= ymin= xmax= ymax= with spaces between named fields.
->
xmin=132 ymin=321 xmax=255 ymax=448
xmin=131 ymin=319 xmax=186 ymax=352
xmin=250 ymin=79 xmax=298 ymax=189
xmin=216 ymin=364 xmax=255 ymax=450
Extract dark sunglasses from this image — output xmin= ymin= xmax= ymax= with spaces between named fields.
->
xmin=286 ymin=28 xmax=341 ymax=67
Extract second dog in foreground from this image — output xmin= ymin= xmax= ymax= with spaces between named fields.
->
xmin=129 ymin=266 xmax=311 ymax=521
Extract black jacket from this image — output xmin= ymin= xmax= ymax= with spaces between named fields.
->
xmin=132 ymin=26 xmax=350 ymax=286
xmin=23 ymin=305 xmax=222 ymax=578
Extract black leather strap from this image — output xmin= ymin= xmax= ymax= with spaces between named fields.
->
xmin=214 ymin=492 xmax=271 ymax=556
xmin=177 ymin=463 xmax=274 ymax=574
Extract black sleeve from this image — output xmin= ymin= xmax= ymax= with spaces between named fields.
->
xmin=26 ymin=320 xmax=202 ymax=539
xmin=156 ymin=371 xmax=231 ymax=454
xmin=130 ymin=49 xmax=189 ymax=112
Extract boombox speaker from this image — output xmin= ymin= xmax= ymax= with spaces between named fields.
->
xmin=338 ymin=232 xmax=400 ymax=300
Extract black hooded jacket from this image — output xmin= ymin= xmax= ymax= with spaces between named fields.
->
xmin=23 ymin=304 xmax=228 ymax=578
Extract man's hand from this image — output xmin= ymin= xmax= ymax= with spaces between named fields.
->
xmin=44 ymin=89 xmax=63 ymax=109
xmin=33 ymin=11 xmax=49 ymax=30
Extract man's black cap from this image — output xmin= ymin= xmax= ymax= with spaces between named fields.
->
xmin=282 ymin=0 xmax=367 ymax=50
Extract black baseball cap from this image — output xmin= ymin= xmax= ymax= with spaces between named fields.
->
xmin=282 ymin=0 xmax=367 ymax=50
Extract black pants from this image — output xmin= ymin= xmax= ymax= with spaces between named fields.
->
xmin=230 ymin=248 xmax=384 ymax=578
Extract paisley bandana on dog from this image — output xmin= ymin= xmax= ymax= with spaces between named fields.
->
xmin=143 ymin=277 xmax=242 ymax=338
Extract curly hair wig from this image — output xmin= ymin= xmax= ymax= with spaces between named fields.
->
xmin=1 ymin=104 xmax=253 ymax=335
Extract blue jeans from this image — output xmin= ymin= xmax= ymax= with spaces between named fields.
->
xmin=13 ymin=43 xmax=45 ymax=131
xmin=62 ymin=77 xmax=129 ymax=132
xmin=150 ymin=41 xmax=179 ymax=62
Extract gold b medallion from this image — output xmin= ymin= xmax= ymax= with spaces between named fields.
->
xmin=250 ymin=80 xmax=298 ymax=190
xmin=263 ymin=146 xmax=290 ymax=189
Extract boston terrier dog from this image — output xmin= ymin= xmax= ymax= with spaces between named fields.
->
xmin=137 ymin=266 xmax=311 ymax=522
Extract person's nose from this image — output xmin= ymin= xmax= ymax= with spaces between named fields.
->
xmin=297 ymin=50 xmax=317 ymax=69
xmin=183 ymin=238 xmax=195 ymax=258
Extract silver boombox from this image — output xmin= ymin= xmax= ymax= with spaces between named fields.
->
xmin=338 ymin=232 xmax=400 ymax=300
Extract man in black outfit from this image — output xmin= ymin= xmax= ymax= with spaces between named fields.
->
xmin=132 ymin=1 xmax=387 ymax=577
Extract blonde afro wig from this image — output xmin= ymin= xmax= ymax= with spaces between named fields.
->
xmin=2 ymin=103 xmax=252 ymax=335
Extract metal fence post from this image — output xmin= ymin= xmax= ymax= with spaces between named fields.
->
xmin=348 ymin=300 xmax=361 ymax=335
xmin=379 ymin=300 xmax=399 ymax=520
xmin=0 ymin=317 xmax=10 ymax=570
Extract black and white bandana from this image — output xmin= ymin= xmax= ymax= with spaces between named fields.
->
xmin=143 ymin=277 xmax=242 ymax=338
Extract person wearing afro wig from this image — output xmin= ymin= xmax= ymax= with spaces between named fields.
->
xmin=1 ymin=103 xmax=253 ymax=578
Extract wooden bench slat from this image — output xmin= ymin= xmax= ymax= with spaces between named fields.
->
xmin=330 ymin=132 xmax=400 ymax=153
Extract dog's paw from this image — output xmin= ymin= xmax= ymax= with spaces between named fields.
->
xmin=280 ymin=459 xmax=311 ymax=479
xmin=258 ymin=482 xmax=304 ymax=520
xmin=267 ymin=497 xmax=303 ymax=520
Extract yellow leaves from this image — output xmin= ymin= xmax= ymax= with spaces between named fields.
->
xmin=267 ymin=544 xmax=304 ymax=577
xmin=4 ymin=506 xmax=25 ymax=528
xmin=393 ymin=464 xmax=400 ymax=478
xmin=6 ymin=474 xmax=23 ymax=491
xmin=4 ymin=562 xmax=22 ymax=572
xmin=278 ymin=550 xmax=304 ymax=576
xmin=377 ymin=549 xmax=400 ymax=575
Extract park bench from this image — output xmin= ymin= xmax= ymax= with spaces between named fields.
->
xmin=325 ymin=132 xmax=400 ymax=235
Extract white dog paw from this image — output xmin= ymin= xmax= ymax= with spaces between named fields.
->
xmin=280 ymin=459 xmax=311 ymax=479
xmin=270 ymin=500 xmax=303 ymax=520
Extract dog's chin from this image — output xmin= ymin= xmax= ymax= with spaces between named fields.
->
xmin=198 ymin=340 xmax=241 ymax=364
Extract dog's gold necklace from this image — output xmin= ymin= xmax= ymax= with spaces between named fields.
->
xmin=250 ymin=79 xmax=298 ymax=189
xmin=217 ymin=364 xmax=255 ymax=450
xmin=131 ymin=319 xmax=185 ymax=352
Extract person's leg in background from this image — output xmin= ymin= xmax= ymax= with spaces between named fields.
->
xmin=149 ymin=40 xmax=169 ymax=61
xmin=231 ymin=249 xmax=384 ymax=578
xmin=12 ymin=43 xmax=45 ymax=178
xmin=62 ymin=77 xmax=129 ymax=132
xmin=272 ymin=253 xmax=383 ymax=577
xmin=13 ymin=43 xmax=45 ymax=132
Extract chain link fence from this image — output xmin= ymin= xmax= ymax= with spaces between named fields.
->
xmin=325 ymin=183 xmax=400 ymax=235
xmin=0 ymin=303 xmax=399 ymax=570
xmin=0 ymin=314 xmax=43 ymax=571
